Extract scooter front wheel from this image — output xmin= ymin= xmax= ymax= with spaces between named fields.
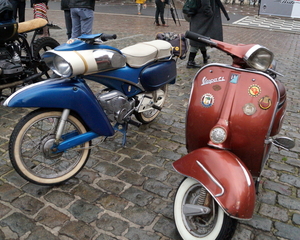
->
xmin=174 ymin=178 xmax=237 ymax=240
xmin=135 ymin=85 xmax=168 ymax=124
xmin=9 ymin=109 xmax=91 ymax=185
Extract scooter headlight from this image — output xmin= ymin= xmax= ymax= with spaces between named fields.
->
xmin=244 ymin=45 xmax=274 ymax=72
xmin=43 ymin=52 xmax=73 ymax=77
xmin=210 ymin=127 xmax=227 ymax=144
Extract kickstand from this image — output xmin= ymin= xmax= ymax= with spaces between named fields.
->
xmin=113 ymin=122 xmax=128 ymax=146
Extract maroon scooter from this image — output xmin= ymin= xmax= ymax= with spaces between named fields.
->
xmin=173 ymin=31 xmax=295 ymax=240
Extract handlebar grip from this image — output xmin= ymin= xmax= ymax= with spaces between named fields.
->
xmin=100 ymin=34 xmax=117 ymax=41
xmin=185 ymin=31 xmax=217 ymax=47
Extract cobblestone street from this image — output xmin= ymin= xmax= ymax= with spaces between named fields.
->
xmin=0 ymin=2 xmax=299 ymax=240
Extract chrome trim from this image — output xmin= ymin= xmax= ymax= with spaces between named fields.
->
xmin=236 ymin=160 xmax=252 ymax=187
xmin=196 ymin=160 xmax=224 ymax=197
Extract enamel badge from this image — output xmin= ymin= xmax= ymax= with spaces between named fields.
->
xmin=259 ymin=96 xmax=272 ymax=110
xmin=201 ymin=93 xmax=214 ymax=108
xmin=248 ymin=84 xmax=261 ymax=97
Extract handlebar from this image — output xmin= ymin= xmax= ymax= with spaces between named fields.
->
xmin=100 ymin=33 xmax=117 ymax=42
xmin=185 ymin=31 xmax=217 ymax=47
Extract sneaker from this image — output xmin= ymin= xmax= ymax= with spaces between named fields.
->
xmin=186 ymin=61 xmax=201 ymax=69
xmin=162 ymin=24 xmax=169 ymax=27
xmin=156 ymin=23 xmax=160 ymax=26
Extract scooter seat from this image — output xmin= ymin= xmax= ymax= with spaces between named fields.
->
xmin=121 ymin=40 xmax=172 ymax=68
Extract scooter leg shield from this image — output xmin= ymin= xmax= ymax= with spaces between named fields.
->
xmin=173 ymin=147 xmax=256 ymax=219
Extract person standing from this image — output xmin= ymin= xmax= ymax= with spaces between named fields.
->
xmin=136 ymin=0 xmax=146 ymax=15
xmin=186 ymin=0 xmax=229 ymax=68
xmin=10 ymin=0 xmax=26 ymax=22
xmin=61 ymin=0 xmax=72 ymax=39
xmin=32 ymin=0 xmax=49 ymax=37
xmin=69 ymin=0 xmax=95 ymax=38
xmin=155 ymin=0 xmax=168 ymax=27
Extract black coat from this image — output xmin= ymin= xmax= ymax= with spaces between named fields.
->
xmin=190 ymin=0 xmax=223 ymax=49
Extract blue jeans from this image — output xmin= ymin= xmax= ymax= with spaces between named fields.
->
xmin=70 ymin=8 xmax=94 ymax=38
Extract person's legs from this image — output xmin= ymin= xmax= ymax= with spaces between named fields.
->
xmin=64 ymin=10 xmax=72 ymax=39
xmin=137 ymin=3 xmax=141 ymax=14
xmin=71 ymin=8 xmax=81 ymax=38
xmin=18 ymin=0 xmax=26 ymax=22
xmin=200 ymin=47 xmax=210 ymax=64
xmin=187 ymin=46 xmax=201 ymax=68
xmin=79 ymin=8 xmax=94 ymax=35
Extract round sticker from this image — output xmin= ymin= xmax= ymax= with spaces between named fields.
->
xmin=201 ymin=93 xmax=214 ymax=108
xmin=259 ymin=96 xmax=272 ymax=110
xmin=248 ymin=84 xmax=261 ymax=97
xmin=243 ymin=103 xmax=257 ymax=115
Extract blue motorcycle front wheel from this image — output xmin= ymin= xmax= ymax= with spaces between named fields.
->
xmin=9 ymin=109 xmax=91 ymax=185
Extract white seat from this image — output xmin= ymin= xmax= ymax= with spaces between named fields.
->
xmin=121 ymin=40 xmax=172 ymax=68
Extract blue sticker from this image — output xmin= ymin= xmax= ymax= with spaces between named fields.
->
xmin=230 ymin=74 xmax=240 ymax=84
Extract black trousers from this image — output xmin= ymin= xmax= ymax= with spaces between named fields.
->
xmin=10 ymin=0 xmax=26 ymax=22
xmin=155 ymin=0 xmax=166 ymax=25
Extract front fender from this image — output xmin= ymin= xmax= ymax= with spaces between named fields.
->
xmin=173 ymin=147 xmax=256 ymax=219
xmin=4 ymin=78 xmax=114 ymax=136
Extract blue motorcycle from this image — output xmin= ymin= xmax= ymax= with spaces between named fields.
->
xmin=3 ymin=33 xmax=177 ymax=185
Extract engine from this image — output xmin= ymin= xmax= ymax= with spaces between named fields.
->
xmin=0 ymin=44 xmax=23 ymax=84
xmin=97 ymin=90 xmax=135 ymax=124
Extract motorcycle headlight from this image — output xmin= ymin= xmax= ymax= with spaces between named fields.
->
xmin=43 ymin=51 xmax=73 ymax=77
xmin=244 ymin=45 xmax=274 ymax=72
xmin=210 ymin=127 xmax=227 ymax=144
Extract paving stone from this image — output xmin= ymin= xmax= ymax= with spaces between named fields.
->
xmin=121 ymin=205 xmax=156 ymax=226
xmin=118 ymin=170 xmax=146 ymax=186
xmin=59 ymin=220 xmax=97 ymax=240
xmin=120 ymin=187 xmax=154 ymax=206
xmin=0 ymin=202 xmax=11 ymax=219
xmin=26 ymin=226 xmax=59 ymax=240
xmin=278 ymin=195 xmax=300 ymax=211
xmin=274 ymin=221 xmax=300 ymax=240
xmin=148 ymin=198 xmax=174 ymax=219
xmin=119 ymin=157 xmax=143 ymax=172
xmin=292 ymin=213 xmax=300 ymax=225
xmin=95 ymin=233 xmax=117 ymax=240
xmin=259 ymin=203 xmax=289 ymax=222
xmin=124 ymin=227 xmax=160 ymax=240
xmin=35 ymin=206 xmax=69 ymax=228
xmin=71 ymin=182 xmax=104 ymax=203
xmin=44 ymin=190 xmax=75 ymax=208
xmin=257 ymin=190 xmax=276 ymax=205
xmin=153 ymin=216 xmax=181 ymax=240
xmin=0 ymin=183 xmax=22 ymax=202
xmin=96 ymin=213 xmax=129 ymax=236
xmin=98 ymin=193 xmax=128 ymax=213
xmin=96 ymin=178 xmax=126 ymax=194
xmin=93 ymin=161 xmax=123 ymax=177
xmin=0 ymin=212 xmax=35 ymax=237
xmin=280 ymin=173 xmax=300 ymax=188
xmin=75 ymin=168 xmax=99 ymax=184
xmin=143 ymin=179 xmax=172 ymax=198
xmin=241 ymin=214 xmax=272 ymax=231
xmin=21 ymin=183 xmax=52 ymax=198
xmin=11 ymin=195 xmax=44 ymax=215
xmin=68 ymin=199 xmax=103 ymax=223
xmin=263 ymin=180 xmax=292 ymax=196
xmin=140 ymin=165 xmax=169 ymax=181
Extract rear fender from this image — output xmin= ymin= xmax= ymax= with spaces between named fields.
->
xmin=173 ymin=147 xmax=256 ymax=219
xmin=4 ymin=78 xmax=114 ymax=136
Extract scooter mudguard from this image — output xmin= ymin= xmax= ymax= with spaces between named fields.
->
xmin=4 ymin=78 xmax=114 ymax=136
xmin=173 ymin=147 xmax=256 ymax=220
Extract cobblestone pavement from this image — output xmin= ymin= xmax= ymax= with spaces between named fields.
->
xmin=0 ymin=3 xmax=299 ymax=240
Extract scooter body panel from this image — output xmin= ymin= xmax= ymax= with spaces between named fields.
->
xmin=85 ymin=59 xmax=177 ymax=95
xmin=173 ymin=147 xmax=256 ymax=219
xmin=186 ymin=64 xmax=283 ymax=177
xmin=4 ymin=78 xmax=114 ymax=136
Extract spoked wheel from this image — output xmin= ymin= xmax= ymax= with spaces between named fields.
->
xmin=135 ymin=85 xmax=168 ymax=124
xmin=9 ymin=109 xmax=91 ymax=185
xmin=174 ymin=178 xmax=237 ymax=240
xmin=33 ymin=37 xmax=59 ymax=80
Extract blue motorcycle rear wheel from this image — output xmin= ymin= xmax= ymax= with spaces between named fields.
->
xmin=9 ymin=109 xmax=91 ymax=185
